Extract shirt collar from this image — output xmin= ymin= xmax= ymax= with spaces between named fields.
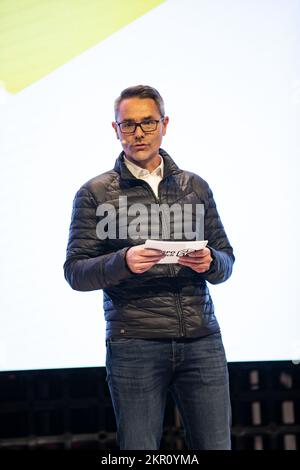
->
xmin=123 ymin=154 xmax=164 ymax=179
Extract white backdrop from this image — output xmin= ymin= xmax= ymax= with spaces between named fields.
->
xmin=0 ymin=0 xmax=299 ymax=370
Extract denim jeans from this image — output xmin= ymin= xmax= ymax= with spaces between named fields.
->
xmin=106 ymin=332 xmax=231 ymax=450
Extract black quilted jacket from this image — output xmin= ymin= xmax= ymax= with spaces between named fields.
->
xmin=64 ymin=149 xmax=235 ymax=339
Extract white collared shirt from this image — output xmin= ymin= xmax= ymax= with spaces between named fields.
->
xmin=123 ymin=154 xmax=164 ymax=198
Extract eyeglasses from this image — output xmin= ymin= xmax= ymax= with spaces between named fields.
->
xmin=116 ymin=117 xmax=164 ymax=134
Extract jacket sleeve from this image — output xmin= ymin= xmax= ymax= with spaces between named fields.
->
xmin=63 ymin=186 xmax=133 ymax=291
xmin=202 ymin=184 xmax=235 ymax=285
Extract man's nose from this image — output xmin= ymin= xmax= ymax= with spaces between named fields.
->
xmin=134 ymin=123 xmax=145 ymax=137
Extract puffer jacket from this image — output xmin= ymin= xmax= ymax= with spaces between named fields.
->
xmin=63 ymin=149 xmax=235 ymax=339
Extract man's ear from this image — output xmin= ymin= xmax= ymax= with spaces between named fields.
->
xmin=112 ymin=122 xmax=119 ymax=139
xmin=162 ymin=116 xmax=169 ymax=136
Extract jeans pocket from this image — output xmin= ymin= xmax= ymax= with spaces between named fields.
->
xmin=108 ymin=337 xmax=134 ymax=344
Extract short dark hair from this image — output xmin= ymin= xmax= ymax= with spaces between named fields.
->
xmin=114 ymin=85 xmax=165 ymax=120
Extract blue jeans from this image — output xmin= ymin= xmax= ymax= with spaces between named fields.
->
xmin=106 ymin=332 xmax=231 ymax=450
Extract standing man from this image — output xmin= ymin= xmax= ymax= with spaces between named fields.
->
xmin=64 ymin=85 xmax=235 ymax=450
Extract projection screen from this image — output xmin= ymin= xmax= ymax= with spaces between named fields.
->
xmin=0 ymin=0 xmax=299 ymax=371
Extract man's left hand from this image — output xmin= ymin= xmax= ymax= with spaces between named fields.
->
xmin=177 ymin=247 xmax=213 ymax=273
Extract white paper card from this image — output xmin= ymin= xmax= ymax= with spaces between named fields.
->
xmin=144 ymin=240 xmax=208 ymax=264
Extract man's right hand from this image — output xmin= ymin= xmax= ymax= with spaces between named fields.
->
xmin=126 ymin=245 xmax=165 ymax=274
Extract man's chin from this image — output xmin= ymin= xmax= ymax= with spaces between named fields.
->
xmin=128 ymin=151 xmax=152 ymax=161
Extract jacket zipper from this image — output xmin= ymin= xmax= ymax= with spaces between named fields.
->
xmin=138 ymin=179 xmax=186 ymax=337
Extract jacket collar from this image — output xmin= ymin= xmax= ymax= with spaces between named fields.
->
xmin=113 ymin=148 xmax=181 ymax=180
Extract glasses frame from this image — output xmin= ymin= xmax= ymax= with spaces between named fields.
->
xmin=116 ymin=117 xmax=164 ymax=135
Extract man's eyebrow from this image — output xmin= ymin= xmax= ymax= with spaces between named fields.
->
xmin=141 ymin=115 xmax=155 ymax=120
xmin=121 ymin=115 xmax=156 ymax=122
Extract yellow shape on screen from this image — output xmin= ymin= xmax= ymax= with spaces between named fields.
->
xmin=0 ymin=0 xmax=164 ymax=93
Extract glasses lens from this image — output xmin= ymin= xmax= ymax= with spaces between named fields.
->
xmin=120 ymin=122 xmax=136 ymax=134
xmin=140 ymin=120 xmax=157 ymax=132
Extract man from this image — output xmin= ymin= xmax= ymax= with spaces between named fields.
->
xmin=64 ymin=85 xmax=235 ymax=450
